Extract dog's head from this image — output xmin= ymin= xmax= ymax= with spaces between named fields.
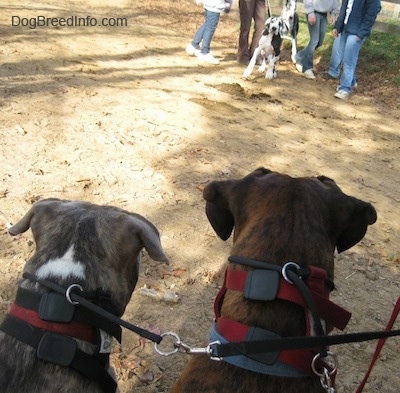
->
xmin=284 ymin=0 xmax=297 ymax=14
xmin=203 ymin=168 xmax=376 ymax=274
xmin=280 ymin=0 xmax=297 ymax=34
xmin=263 ymin=16 xmax=283 ymax=37
xmin=9 ymin=198 xmax=169 ymax=316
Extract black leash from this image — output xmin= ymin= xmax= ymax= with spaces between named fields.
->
xmin=23 ymin=272 xmax=163 ymax=344
xmin=266 ymin=0 xmax=272 ymax=18
xmin=211 ymin=328 xmax=400 ymax=358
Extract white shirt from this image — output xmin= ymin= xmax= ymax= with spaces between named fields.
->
xmin=344 ymin=0 xmax=355 ymax=24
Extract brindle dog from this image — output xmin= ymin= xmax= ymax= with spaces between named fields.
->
xmin=0 ymin=198 xmax=168 ymax=393
xmin=171 ymin=168 xmax=377 ymax=393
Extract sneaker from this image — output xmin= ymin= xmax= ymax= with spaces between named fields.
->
xmin=303 ymin=69 xmax=316 ymax=80
xmin=334 ymin=90 xmax=350 ymax=100
xmin=186 ymin=44 xmax=200 ymax=57
xmin=295 ymin=63 xmax=303 ymax=73
xmin=336 ymin=83 xmax=357 ymax=92
xmin=198 ymin=52 xmax=220 ymax=65
xmin=321 ymin=72 xmax=338 ymax=80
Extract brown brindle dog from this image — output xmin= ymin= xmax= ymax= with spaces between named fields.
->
xmin=171 ymin=168 xmax=377 ymax=393
xmin=0 ymin=198 xmax=169 ymax=393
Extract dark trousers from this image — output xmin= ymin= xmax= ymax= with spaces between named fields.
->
xmin=237 ymin=0 xmax=266 ymax=61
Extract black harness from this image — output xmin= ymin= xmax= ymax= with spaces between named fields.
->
xmin=0 ymin=273 xmax=163 ymax=393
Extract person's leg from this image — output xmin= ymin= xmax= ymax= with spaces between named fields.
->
xmin=192 ymin=11 xmax=206 ymax=49
xmin=249 ymin=0 xmax=266 ymax=57
xmin=200 ymin=9 xmax=220 ymax=55
xmin=237 ymin=0 xmax=255 ymax=61
xmin=328 ymin=34 xmax=345 ymax=78
xmin=316 ymin=13 xmax=327 ymax=49
xmin=300 ymin=13 xmax=326 ymax=71
xmin=338 ymin=33 xmax=365 ymax=93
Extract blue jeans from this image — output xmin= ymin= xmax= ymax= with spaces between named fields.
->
xmin=328 ymin=32 xmax=365 ymax=92
xmin=295 ymin=12 xmax=327 ymax=72
xmin=192 ymin=9 xmax=220 ymax=55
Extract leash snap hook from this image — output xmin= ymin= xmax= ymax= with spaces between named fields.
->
xmin=320 ymin=368 xmax=336 ymax=393
xmin=312 ymin=352 xmax=338 ymax=393
xmin=176 ymin=339 xmax=222 ymax=361
xmin=175 ymin=340 xmax=222 ymax=360
xmin=154 ymin=333 xmax=222 ymax=361
xmin=65 ymin=284 xmax=83 ymax=305
xmin=282 ymin=262 xmax=301 ymax=284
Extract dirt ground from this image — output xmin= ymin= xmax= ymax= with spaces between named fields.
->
xmin=1 ymin=1 xmax=400 ymax=392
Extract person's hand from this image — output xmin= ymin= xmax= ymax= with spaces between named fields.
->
xmin=332 ymin=28 xmax=339 ymax=38
xmin=308 ymin=13 xmax=316 ymax=25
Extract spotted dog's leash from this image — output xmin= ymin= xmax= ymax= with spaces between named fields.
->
xmin=266 ymin=0 xmax=272 ymax=18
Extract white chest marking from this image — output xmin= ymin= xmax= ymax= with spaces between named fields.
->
xmin=36 ymin=245 xmax=86 ymax=280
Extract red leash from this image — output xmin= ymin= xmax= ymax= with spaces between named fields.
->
xmin=356 ymin=296 xmax=400 ymax=393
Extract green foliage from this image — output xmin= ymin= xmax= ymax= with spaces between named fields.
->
xmin=296 ymin=17 xmax=400 ymax=86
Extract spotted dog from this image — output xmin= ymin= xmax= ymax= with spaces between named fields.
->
xmin=0 ymin=198 xmax=168 ymax=393
xmin=280 ymin=0 xmax=299 ymax=63
xmin=171 ymin=168 xmax=377 ymax=393
xmin=243 ymin=17 xmax=283 ymax=80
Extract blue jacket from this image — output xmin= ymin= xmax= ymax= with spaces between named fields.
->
xmin=334 ymin=0 xmax=381 ymax=39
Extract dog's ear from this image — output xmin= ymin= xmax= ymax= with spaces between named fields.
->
xmin=247 ymin=167 xmax=273 ymax=178
xmin=8 ymin=198 xmax=61 ymax=236
xmin=203 ymin=168 xmax=273 ymax=240
xmin=317 ymin=176 xmax=377 ymax=252
xmin=126 ymin=215 xmax=169 ymax=264
xmin=203 ymin=181 xmax=235 ymax=240
xmin=335 ymin=198 xmax=377 ymax=253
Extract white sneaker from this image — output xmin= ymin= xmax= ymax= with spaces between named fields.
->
xmin=336 ymin=82 xmax=358 ymax=92
xmin=303 ymin=69 xmax=316 ymax=80
xmin=198 ymin=53 xmax=220 ymax=65
xmin=295 ymin=63 xmax=303 ymax=73
xmin=186 ymin=44 xmax=200 ymax=57
xmin=334 ymin=90 xmax=350 ymax=100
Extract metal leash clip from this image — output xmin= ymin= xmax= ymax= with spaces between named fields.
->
xmin=154 ymin=332 xmax=221 ymax=360
xmin=312 ymin=352 xmax=338 ymax=393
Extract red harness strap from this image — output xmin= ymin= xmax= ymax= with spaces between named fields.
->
xmin=213 ymin=265 xmax=352 ymax=376
xmin=9 ymin=303 xmax=96 ymax=344
xmin=221 ymin=267 xmax=351 ymax=331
